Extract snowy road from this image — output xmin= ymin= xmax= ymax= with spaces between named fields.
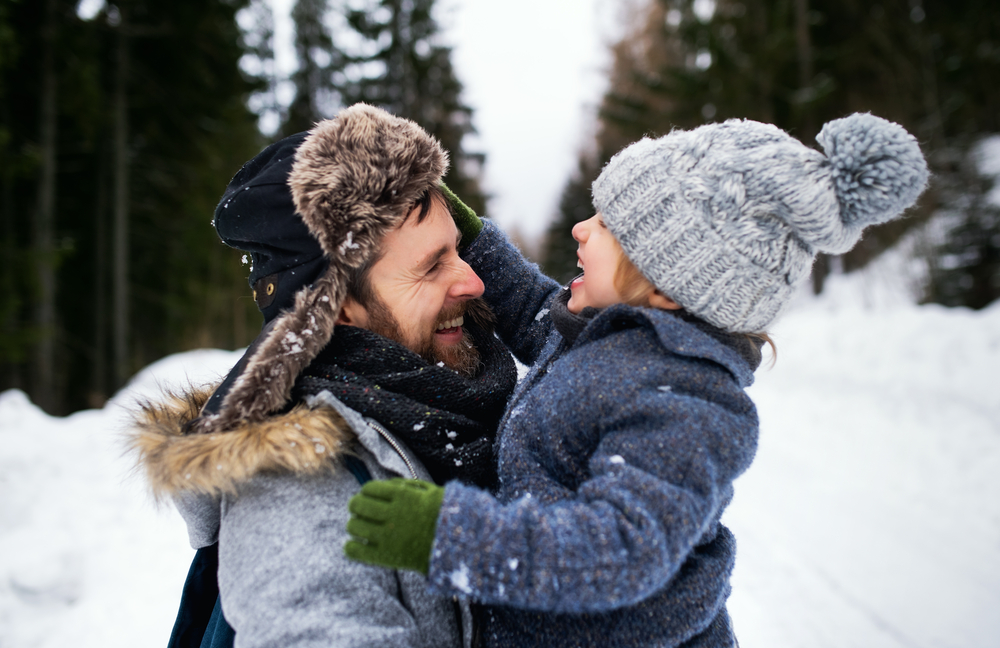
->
xmin=726 ymin=302 xmax=1000 ymax=648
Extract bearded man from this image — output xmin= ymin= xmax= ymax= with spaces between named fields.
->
xmin=131 ymin=104 xmax=517 ymax=648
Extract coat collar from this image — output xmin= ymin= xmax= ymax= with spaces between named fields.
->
xmin=575 ymin=304 xmax=761 ymax=387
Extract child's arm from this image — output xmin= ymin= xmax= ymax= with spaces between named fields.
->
xmin=444 ymin=186 xmax=563 ymax=365
xmin=462 ymin=221 xmax=562 ymax=365
xmin=345 ymin=361 xmax=756 ymax=613
xmin=425 ymin=422 xmax=741 ymax=611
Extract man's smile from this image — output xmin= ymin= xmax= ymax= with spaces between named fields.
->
xmin=434 ymin=315 xmax=465 ymax=342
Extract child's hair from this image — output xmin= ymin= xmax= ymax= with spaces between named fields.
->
xmin=613 ymin=242 xmax=776 ymax=361
xmin=613 ymin=244 xmax=656 ymax=308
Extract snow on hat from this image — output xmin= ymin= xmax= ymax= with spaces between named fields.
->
xmin=592 ymin=113 xmax=929 ymax=332
xmin=192 ymin=103 xmax=448 ymax=434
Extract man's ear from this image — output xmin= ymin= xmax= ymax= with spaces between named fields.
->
xmin=648 ymin=290 xmax=683 ymax=311
xmin=336 ymin=296 xmax=369 ymax=328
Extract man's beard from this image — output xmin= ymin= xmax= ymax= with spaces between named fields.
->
xmin=364 ymin=295 xmax=485 ymax=378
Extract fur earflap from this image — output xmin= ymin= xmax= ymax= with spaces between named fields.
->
xmin=130 ymin=387 xmax=355 ymax=498
xmin=197 ymin=104 xmax=448 ymax=434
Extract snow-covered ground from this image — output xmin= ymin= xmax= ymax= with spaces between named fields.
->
xmin=1 ymin=269 xmax=999 ymax=647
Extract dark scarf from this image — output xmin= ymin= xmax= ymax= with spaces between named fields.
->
xmin=294 ymin=319 xmax=517 ymax=489
xmin=550 ymin=284 xmax=599 ymax=346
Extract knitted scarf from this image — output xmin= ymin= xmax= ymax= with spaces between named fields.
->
xmin=295 ymin=319 xmax=517 ymax=489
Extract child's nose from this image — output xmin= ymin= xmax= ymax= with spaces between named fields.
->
xmin=572 ymin=220 xmax=588 ymax=242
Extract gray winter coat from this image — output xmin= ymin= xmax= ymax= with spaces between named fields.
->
xmin=133 ymin=389 xmax=468 ymax=648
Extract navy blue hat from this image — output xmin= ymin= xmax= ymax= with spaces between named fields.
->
xmin=214 ymin=132 xmax=329 ymax=324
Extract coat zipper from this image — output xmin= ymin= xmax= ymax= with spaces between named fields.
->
xmin=365 ymin=418 xmax=418 ymax=479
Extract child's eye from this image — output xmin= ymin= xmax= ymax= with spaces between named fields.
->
xmin=598 ymin=218 xmax=608 ymax=229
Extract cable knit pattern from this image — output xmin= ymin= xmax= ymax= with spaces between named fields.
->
xmin=432 ymin=222 xmax=759 ymax=648
xmin=591 ymin=113 xmax=928 ymax=332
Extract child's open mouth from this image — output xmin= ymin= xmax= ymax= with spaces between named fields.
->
xmin=571 ymin=256 xmax=584 ymax=288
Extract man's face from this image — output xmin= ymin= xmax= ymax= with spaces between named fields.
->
xmin=338 ymin=195 xmax=486 ymax=374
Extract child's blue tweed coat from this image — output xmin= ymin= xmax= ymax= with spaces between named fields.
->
xmin=427 ymin=221 xmax=761 ymax=648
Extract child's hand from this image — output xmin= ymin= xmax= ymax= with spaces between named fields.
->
xmin=344 ymin=478 xmax=445 ymax=575
xmin=440 ymin=183 xmax=483 ymax=246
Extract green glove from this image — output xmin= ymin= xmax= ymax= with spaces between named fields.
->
xmin=440 ymin=182 xmax=483 ymax=246
xmin=345 ymin=478 xmax=445 ymax=575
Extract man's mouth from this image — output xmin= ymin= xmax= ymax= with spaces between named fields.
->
xmin=435 ymin=315 xmax=464 ymax=335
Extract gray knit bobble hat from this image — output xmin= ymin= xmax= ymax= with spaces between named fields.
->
xmin=592 ymin=113 xmax=929 ymax=333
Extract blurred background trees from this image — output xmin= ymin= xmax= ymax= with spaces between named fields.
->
xmin=2 ymin=0 xmax=997 ymax=413
xmin=0 ymin=0 xmax=485 ymax=413
xmin=0 ymin=0 xmax=264 ymax=414
xmin=542 ymin=0 xmax=1000 ymax=304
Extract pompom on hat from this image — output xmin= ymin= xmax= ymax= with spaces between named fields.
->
xmin=592 ymin=113 xmax=929 ymax=332
xmin=190 ymin=104 xmax=449 ymax=434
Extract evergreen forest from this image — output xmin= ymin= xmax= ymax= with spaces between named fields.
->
xmin=2 ymin=0 xmax=997 ymax=414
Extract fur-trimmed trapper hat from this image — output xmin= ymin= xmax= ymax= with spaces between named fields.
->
xmin=192 ymin=103 xmax=449 ymax=434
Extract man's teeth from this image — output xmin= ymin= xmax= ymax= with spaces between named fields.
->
xmin=436 ymin=315 xmax=464 ymax=331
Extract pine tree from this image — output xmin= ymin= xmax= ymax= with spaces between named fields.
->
xmin=334 ymin=0 xmax=486 ymax=215
xmin=0 ymin=0 xmax=265 ymax=412
xmin=284 ymin=0 xmax=343 ymax=134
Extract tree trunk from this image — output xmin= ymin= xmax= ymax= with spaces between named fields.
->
xmin=34 ymin=0 xmax=58 ymax=412
xmin=793 ymin=0 xmax=829 ymax=294
xmin=793 ymin=0 xmax=815 ymax=138
xmin=113 ymin=8 xmax=130 ymax=388
xmin=91 ymin=142 xmax=109 ymax=408
xmin=1 ymin=95 xmax=19 ymax=390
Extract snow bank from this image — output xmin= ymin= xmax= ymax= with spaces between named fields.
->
xmin=725 ymin=278 xmax=1000 ymax=647
xmin=1 ymin=275 xmax=998 ymax=647
xmin=0 ymin=349 xmax=244 ymax=647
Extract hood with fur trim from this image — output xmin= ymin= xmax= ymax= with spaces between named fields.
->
xmin=130 ymin=386 xmax=354 ymax=498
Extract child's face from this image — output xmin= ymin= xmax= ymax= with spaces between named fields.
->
xmin=567 ymin=214 xmax=626 ymax=314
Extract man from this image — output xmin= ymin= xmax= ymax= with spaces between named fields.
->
xmin=131 ymin=104 xmax=517 ymax=647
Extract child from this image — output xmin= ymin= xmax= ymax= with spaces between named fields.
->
xmin=345 ymin=113 xmax=928 ymax=647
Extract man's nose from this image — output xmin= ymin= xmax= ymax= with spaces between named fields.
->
xmin=451 ymin=258 xmax=485 ymax=300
